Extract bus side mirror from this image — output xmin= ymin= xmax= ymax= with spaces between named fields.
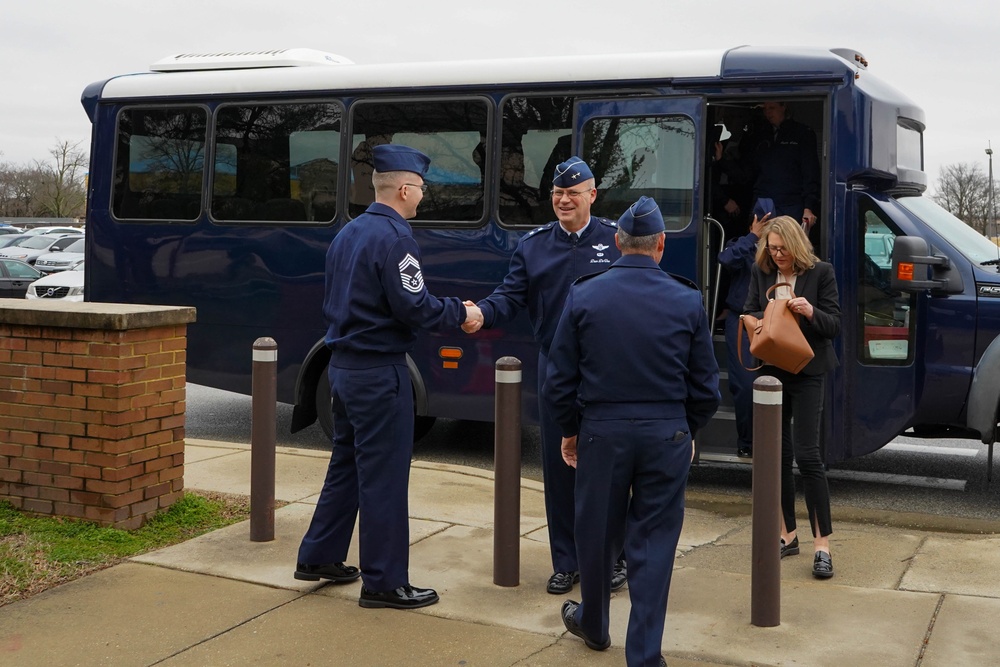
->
xmin=890 ymin=236 xmax=964 ymax=294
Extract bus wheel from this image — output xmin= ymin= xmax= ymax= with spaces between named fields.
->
xmin=414 ymin=415 xmax=436 ymax=442
xmin=314 ymin=372 xmax=437 ymax=444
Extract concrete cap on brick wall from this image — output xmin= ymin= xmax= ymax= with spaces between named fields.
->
xmin=0 ymin=299 xmax=196 ymax=330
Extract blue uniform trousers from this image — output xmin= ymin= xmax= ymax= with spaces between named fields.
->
xmin=573 ymin=416 xmax=690 ymax=667
xmin=538 ymin=349 xmax=578 ymax=573
xmin=297 ymin=364 xmax=414 ymax=591
xmin=725 ymin=311 xmax=754 ymax=449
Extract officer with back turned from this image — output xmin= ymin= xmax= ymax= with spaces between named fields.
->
xmin=545 ymin=196 xmax=720 ymax=666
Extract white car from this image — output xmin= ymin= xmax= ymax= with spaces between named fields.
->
xmin=24 ymin=226 xmax=84 ymax=236
xmin=33 ymin=238 xmax=85 ymax=273
xmin=26 ymin=262 xmax=84 ymax=301
xmin=0 ymin=234 xmax=83 ymax=265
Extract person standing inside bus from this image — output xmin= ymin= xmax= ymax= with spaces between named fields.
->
xmin=743 ymin=215 xmax=841 ymax=579
xmin=743 ymin=101 xmax=820 ymax=234
xmin=294 ymin=144 xmax=482 ymax=609
xmin=545 ymin=197 xmax=720 ymax=666
xmin=462 ymin=156 xmax=625 ymax=595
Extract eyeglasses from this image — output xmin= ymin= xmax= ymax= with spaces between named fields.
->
xmin=550 ymin=188 xmax=592 ymax=200
xmin=401 ymin=183 xmax=428 ymax=193
xmin=766 ymin=245 xmax=788 ymax=256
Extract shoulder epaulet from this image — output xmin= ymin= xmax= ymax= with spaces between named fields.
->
xmin=668 ymin=272 xmax=699 ymax=291
xmin=595 ymin=216 xmax=618 ymax=228
xmin=571 ymin=269 xmax=605 ymax=286
xmin=522 ymin=221 xmax=556 ymax=241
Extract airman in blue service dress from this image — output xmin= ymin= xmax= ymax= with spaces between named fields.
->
xmin=475 ymin=156 xmax=623 ymax=594
xmin=545 ymin=197 xmax=720 ymax=666
xmin=295 ymin=144 xmax=470 ymax=610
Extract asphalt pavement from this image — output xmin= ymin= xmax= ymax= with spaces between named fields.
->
xmin=3 ymin=439 xmax=1000 ymax=666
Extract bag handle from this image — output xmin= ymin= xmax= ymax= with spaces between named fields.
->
xmin=766 ymin=281 xmax=793 ymax=301
xmin=737 ymin=315 xmax=763 ymax=371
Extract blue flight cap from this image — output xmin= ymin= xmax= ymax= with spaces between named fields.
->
xmin=373 ymin=144 xmax=431 ymax=176
xmin=617 ymin=196 xmax=665 ymax=236
xmin=552 ymin=156 xmax=594 ymax=187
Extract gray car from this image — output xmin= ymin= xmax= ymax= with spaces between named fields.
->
xmin=0 ymin=258 xmax=43 ymax=298
xmin=0 ymin=234 xmax=83 ymax=265
xmin=34 ymin=238 xmax=85 ymax=273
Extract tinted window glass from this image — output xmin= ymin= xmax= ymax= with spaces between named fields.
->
xmin=858 ymin=202 xmax=914 ymax=365
xmin=349 ymin=99 xmax=488 ymax=223
xmin=582 ymin=115 xmax=695 ymax=231
xmin=500 ymin=96 xmax=573 ymax=226
xmin=213 ymin=103 xmax=342 ymax=223
xmin=112 ymin=107 xmax=207 ymax=220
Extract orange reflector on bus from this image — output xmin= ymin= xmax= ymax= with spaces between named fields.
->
xmin=439 ymin=347 xmax=463 ymax=369
xmin=897 ymin=263 xmax=914 ymax=281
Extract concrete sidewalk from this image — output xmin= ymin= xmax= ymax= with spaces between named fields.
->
xmin=3 ymin=439 xmax=1000 ymax=666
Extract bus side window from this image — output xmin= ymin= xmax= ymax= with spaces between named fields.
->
xmin=212 ymin=102 xmax=342 ymax=224
xmin=112 ymin=107 xmax=208 ymax=221
xmin=348 ymin=99 xmax=489 ymax=224
xmin=500 ymin=96 xmax=574 ymax=226
xmin=858 ymin=206 xmax=914 ymax=364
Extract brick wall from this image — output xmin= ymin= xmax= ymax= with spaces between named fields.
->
xmin=0 ymin=301 xmax=196 ymax=529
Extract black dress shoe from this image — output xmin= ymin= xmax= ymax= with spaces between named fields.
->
xmin=812 ymin=551 xmax=834 ymax=579
xmin=780 ymin=536 xmax=799 ymax=559
xmin=547 ymin=570 xmax=579 ymax=594
xmin=659 ymin=658 xmax=667 ymax=667
xmin=737 ymin=445 xmax=753 ymax=458
xmin=359 ymin=584 xmax=439 ymax=609
xmin=294 ymin=561 xmax=361 ymax=583
xmin=561 ymin=600 xmax=611 ymax=650
xmin=611 ymin=558 xmax=627 ymax=591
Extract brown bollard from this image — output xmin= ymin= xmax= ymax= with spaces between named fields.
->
xmin=751 ymin=375 xmax=782 ymax=627
xmin=250 ymin=337 xmax=277 ymax=542
xmin=494 ymin=356 xmax=522 ymax=586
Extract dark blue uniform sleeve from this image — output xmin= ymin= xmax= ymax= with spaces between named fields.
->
xmin=477 ymin=243 xmax=529 ymax=329
xmin=686 ymin=303 xmax=722 ymax=436
xmin=542 ymin=289 xmax=582 ymax=437
xmin=381 ymin=236 xmax=467 ymax=330
xmin=718 ymin=232 xmax=759 ymax=270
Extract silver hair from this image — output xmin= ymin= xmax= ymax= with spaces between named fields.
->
xmin=616 ymin=227 xmax=662 ymax=253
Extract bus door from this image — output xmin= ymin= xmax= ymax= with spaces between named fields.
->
xmin=837 ymin=192 xmax=921 ymax=461
xmin=574 ymin=97 xmax=706 ymax=288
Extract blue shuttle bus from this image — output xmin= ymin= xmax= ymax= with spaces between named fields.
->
xmin=80 ymin=46 xmax=1000 ymax=473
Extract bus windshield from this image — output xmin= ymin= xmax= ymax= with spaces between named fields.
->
xmin=896 ymin=196 xmax=1000 ymax=265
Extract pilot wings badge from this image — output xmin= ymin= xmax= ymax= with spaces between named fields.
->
xmin=399 ymin=253 xmax=424 ymax=293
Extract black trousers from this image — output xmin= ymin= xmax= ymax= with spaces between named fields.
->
xmin=767 ymin=368 xmax=833 ymax=538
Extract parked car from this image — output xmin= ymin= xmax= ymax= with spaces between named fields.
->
xmin=23 ymin=226 xmax=84 ymax=236
xmin=0 ymin=258 xmax=43 ymax=298
xmin=0 ymin=233 xmax=31 ymax=249
xmin=0 ymin=234 xmax=83 ymax=265
xmin=865 ymin=232 xmax=895 ymax=270
xmin=34 ymin=238 xmax=85 ymax=273
xmin=0 ymin=225 xmax=24 ymax=235
xmin=26 ymin=262 xmax=84 ymax=301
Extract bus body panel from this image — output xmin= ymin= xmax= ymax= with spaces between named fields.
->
xmin=81 ymin=46 xmax=1000 ymax=468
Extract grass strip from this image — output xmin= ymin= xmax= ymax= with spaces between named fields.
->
xmin=0 ymin=491 xmax=250 ymax=606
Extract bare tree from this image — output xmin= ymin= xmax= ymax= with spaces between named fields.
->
xmin=34 ymin=139 xmax=87 ymax=218
xmin=932 ymin=162 xmax=992 ymax=233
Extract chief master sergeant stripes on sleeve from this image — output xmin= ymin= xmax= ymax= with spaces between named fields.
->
xmin=545 ymin=196 xmax=720 ymax=667
xmin=294 ymin=144 xmax=482 ymax=611
xmin=463 ymin=156 xmax=626 ymax=595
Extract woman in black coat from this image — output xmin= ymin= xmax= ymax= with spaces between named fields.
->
xmin=743 ymin=215 xmax=841 ymax=578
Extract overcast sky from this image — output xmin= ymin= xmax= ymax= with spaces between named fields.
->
xmin=3 ymin=0 xmax=995 ymax=193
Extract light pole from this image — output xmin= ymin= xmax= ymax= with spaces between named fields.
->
xmin=988 ymin=143 xmax=996 ymax=242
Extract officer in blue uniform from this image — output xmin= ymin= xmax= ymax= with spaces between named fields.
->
xmin=545 ymin=197 xmax=720 ymax=666
xmin=295 ymin=144 xmax=480 ymax=610
xmin=464 ymin=156 xmax=624 ymax=594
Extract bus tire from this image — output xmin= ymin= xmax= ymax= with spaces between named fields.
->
xmin=314 ymin=371 xmax=437 ymax=444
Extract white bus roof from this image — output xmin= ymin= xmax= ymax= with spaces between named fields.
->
xmin=95 ymin=47 xmax=862 ymax=100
